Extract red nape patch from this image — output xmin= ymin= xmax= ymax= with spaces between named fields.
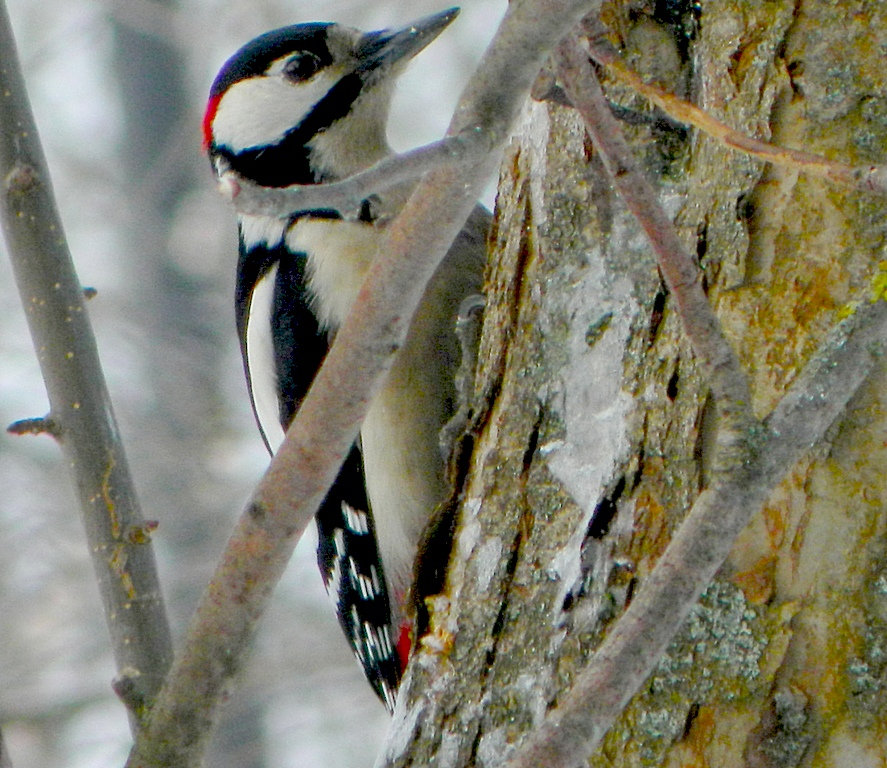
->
xmin=202 ymin=93 xmax=221 ymax=152
xmin=396 ymin=622 xmax=412 ymax=675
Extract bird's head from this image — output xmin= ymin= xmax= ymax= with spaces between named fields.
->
xmin=204 ymin=8 xmax=459 ymax=187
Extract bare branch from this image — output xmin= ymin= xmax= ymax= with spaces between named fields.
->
xmin=0 ymin=725 xmax=11 ymax=768
xmin=504 ymin=297 xmax=886 ymax=768
xmin=225 ymin=133 xmax=482 ymax=218
xmin=6 ymin=414 xmax=61 ymax=438
xmin=579 ymin=22 xmax=887 ymax=193
xmin=756 ymin=299 xmax=887 ymax=484
xmin=126 ymin=1 xmax=603 ymax=765
xmin=0 ymin=0 xmax=172 ymax=730
xmin=495 ymin=31 xmax=887 ymax=768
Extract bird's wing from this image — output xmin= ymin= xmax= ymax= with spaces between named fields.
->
xmin=236 ymin=237 xmax=401 ymax=711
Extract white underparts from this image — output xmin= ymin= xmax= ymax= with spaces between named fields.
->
xmin=361 ymin=380 xmax=445 ymax=592
xmin=286 ymin=217 xmax=379 ymax=328
xmin=240 ymin=213 xmax=380 ymax=456
xmin=239 ymin=214 xmax=287 ymax=251
xmin=245 ymin=263 xmax=285 ymax=453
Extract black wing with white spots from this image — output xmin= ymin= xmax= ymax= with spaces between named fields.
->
xmin=236 ymin=234 xmax=401 ymax=711
xmin=315 ymin=447 xmax=401 ymax=712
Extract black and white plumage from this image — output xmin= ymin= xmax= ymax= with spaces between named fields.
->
xmin=204 ymin=9 xmax=488 ymax=711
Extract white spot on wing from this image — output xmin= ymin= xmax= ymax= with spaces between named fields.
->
xmin=364 ymin=621 xmax=380 ymax=662
xmin=326 ymin=557 xmax=341 ymax=597
xmin=342 ymin=502 xmax=369 ymax=534
xmin=379 ymin=625 xmax=394 ymax=659
xmin=370 ymin=564 xmax=382 ymax=596
xmin=350 ymin=605 xmax=365 ymax=664
xmin=380 ymin=680 xmax=396 ymax=712
xmin=245 ymin=264 xmax=285 ymax=453
xmin=358 ymin=573 xmax=375 ymax=600
xmin=333 ymin=528 xmax=346 ymax=557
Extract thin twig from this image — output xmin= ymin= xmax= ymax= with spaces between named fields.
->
xmin=580 ymin=22 xmax=887 ymax=193
xmin=125 ymin=1 xmax=602 ymax=766
xmin=0 ymin=725 xmax=11 ymax=768
xmin=0 ymin=0 xmax=173 ymax=731
xmin=557 ymin=35 xmax=755 ymax=454
xmin=225 ymin=133 xmax=482 ymax=218
xmin=498 ymin=33 xmax=887 ymax=768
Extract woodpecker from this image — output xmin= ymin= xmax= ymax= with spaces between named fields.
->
xmin=204 ymin=9 xmax=488 ymax=711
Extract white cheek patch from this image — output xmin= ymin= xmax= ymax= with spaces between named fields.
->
xmin=245 ymin=264 xmax=286 ymax=453
xmin=213 ymin=69 xmax=341 ymax=152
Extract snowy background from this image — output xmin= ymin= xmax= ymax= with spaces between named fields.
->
xmin=0 ymin=0 xmax=504 ymax=765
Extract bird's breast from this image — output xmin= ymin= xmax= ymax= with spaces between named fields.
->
xmin=239 ymin=213 xmax=288 ymax=251
xmin=286 ymin=217 xmax=380 ymax=329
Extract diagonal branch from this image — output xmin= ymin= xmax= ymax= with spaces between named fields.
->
xmin=125 ymin=1 xmax=603 ymax=766
xmin=0 ymin=0 xmax=172 ymax=730
xmin=0 ymin=725 xmax=11 ymax=768
xmin=504 ymin=297 xmax=886 ymax=767
xmin=578 ymin=20 xmax=887 ymax=192
xmin=556 ymin=35 xmax=755 ymax=461
xmin=223 ymin=133 xmax=482 ymax=218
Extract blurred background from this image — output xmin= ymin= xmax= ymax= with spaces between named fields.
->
xmin=0 ymin=0 xmax=503 ymax=765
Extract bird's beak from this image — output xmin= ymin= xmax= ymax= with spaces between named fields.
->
xmin=355 ymin=7 xmax=459 ymax=74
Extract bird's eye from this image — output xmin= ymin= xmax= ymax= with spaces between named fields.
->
xmin=282 ymin=52 xmax=322 ymax=82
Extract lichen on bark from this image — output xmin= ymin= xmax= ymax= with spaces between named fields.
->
xmin=386 ymin=2 xmax=887 ymax=766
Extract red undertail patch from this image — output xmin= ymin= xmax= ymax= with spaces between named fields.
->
xmin=396 ymin=621 xmax=412 ymax=675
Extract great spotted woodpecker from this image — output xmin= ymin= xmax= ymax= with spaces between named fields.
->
xmin=203 ymin=9 xmax=488 ymax=711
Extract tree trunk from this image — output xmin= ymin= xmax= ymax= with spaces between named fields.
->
xmin=385 ymin=1 xmax=887 ymax=766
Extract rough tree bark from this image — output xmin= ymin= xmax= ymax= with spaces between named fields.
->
xmin=384 ymin=1 xmax=887 ymax=766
